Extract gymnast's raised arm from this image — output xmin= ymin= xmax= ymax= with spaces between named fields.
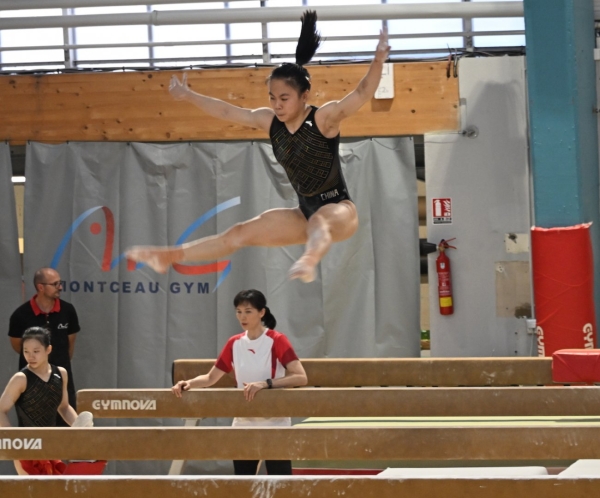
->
xmin=169 ymin=73 xmax=274 ymax=132
xmin=316 ymin=27 xmax=391 ymax=138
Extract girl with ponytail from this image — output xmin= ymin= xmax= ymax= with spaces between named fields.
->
xmin=128 ymin=11 xmax=390 ymax=283
xmin=172 ymin=289 xmax=307 ymax=475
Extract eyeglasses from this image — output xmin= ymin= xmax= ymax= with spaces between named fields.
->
xmin=41 ymin=281 xmax=62 ymax=288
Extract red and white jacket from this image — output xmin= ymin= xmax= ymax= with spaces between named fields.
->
xmin=215 ymin=329 xmax=299 ymax=427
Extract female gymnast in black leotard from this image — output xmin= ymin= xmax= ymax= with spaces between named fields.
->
xmin=0 ymin=327 xmax=93 ymax=475
xmin=127 ymin=11 xmax=390 ymax=283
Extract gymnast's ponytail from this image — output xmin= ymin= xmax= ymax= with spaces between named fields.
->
xmin=262 ymin=306 xmax=277 ymax=330
xmin=268 ymin=10 xmax=321 ymax=94
xmin=233 ymin=289 xmax=277 ymax=329
xmin=295 ymin=10 xmax=321 ymax=67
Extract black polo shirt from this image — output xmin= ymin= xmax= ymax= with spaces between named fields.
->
xmin=8 ymin=296 xmax=80 ymax=407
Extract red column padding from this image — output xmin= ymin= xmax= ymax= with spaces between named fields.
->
xmin=532 ymin=223 xmax=597 ymax=356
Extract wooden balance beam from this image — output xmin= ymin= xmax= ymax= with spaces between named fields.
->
xmin=2 ymin=426 xmax=600 ymax=461
xmin=172 ymin=358 xmax=553 ymax=387
xmin=1 ymin=476 xmax=600 ymax=498
xmin=77 ymin=386 xmax=600 ymax=418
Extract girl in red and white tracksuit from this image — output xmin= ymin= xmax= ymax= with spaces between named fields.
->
xmin=172 ymin=289 xmax=307 ymax=475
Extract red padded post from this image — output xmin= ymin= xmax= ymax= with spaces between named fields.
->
xmin=531 ymin=223 xmax=597 ymax=356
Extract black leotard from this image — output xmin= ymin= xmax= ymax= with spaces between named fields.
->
xmin=15 ymin=364 xmax=63 ymax=427
xmin=269 ymin=106 xmax=352 ymax=219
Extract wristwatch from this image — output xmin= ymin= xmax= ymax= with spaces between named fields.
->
xmin=266 ymin=378 xmax=273 ymax=389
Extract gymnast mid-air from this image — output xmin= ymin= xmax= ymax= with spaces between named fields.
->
xmin=127 ymin=11 xmax=390 ymax=282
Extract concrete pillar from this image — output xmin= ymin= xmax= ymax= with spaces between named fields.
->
xmin=524 ymin=0 xmax=600 ymax=317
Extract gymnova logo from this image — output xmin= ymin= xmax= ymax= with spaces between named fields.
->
xmin=583 ymin=323 xmax=594 ymax=349
xmin=92 ymin=400 xmax=157 ymax=411
xmin=537 ymin=323 xmax=595 ymax=356
xmin=0 ymin=438 xmax=42 ymax=450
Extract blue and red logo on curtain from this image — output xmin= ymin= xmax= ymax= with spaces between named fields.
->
xmin=50 ymin=197 xmax=240 ymax=291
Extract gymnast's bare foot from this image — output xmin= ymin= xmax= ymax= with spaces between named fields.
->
xmin=126 ymin=246 xmax=175 ymax=274
xmin=288 ymin=257 xmax=317 ymax=283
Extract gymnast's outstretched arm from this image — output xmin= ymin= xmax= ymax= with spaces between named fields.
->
xmin=169 ymin=73 xmax=274 ymax=132
xmin=316 ymin=27 xmax=391 ymax=137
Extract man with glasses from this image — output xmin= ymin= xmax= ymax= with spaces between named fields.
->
xmin=8 ymin=268 xmax=81 ymax=426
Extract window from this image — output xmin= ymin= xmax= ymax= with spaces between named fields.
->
xmin=0 ymin=1 xmax=525 ymax=72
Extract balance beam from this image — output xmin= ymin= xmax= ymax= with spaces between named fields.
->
xmin=78 ymin=386 xmax=600 ymax=418
xmin=172 ymin=358 xmax=553 ymax=387
xmin=2 ymin=426 xmax=600 ymax=461
xmin=1 ymin=476 xmax=600 ymax=498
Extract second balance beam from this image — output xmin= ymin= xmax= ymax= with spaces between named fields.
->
xmin=78 ymin=386 xmax=600 ymax=418
xmin=2 ymin=426 xmax=600 ymax=461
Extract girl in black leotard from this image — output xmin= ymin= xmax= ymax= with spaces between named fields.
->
xmin=0 ymin=326 xmax=93 ymax=475
xmin=127 ymin=11 xmax=390 ymax=283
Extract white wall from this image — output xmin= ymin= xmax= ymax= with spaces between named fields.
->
xmin=425 ymin=56 xmax=535 ymax=357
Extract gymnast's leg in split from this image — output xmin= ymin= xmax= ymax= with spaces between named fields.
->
xmin=126 ymin=200 xmax=358 ymax=283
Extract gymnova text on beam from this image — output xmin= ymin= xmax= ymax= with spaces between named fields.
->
xmin=0 ymin=439 xmax=42 ymax=450
xmin=91 ymin=400 xmax=156 ymax=411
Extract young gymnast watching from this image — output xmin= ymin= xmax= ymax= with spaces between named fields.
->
xmin=0 ymin=326 xmax=93 ymax=475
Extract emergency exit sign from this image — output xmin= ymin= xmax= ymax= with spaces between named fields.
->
xmin=432 ymin=198 xmax=452 ymax=224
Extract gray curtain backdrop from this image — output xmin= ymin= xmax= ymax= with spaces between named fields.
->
xmin=23 ymin=138 xmax=419 ymax=474
xmin=0 ymin=144 xmax=24 ymax=475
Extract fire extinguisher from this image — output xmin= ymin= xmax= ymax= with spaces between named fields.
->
xmin=436 ymin=238 xmax=456 ymax=315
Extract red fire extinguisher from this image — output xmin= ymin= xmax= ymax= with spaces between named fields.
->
xmin=436 ymin=238 xmax=456 ymax=315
